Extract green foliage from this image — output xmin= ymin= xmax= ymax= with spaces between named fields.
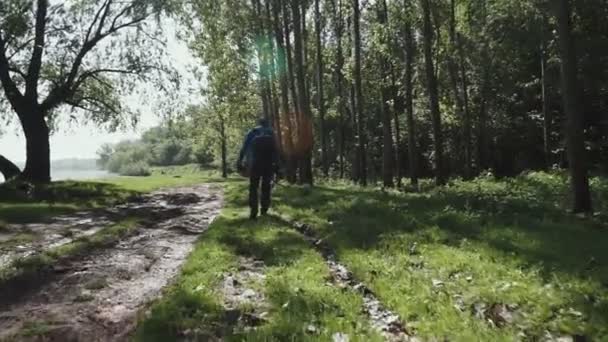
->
xmin=117 ymin=161 xmax=152 ymax=177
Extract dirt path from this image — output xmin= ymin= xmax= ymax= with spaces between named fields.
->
xmin=0 ymin=184 xmax=223 ymax=342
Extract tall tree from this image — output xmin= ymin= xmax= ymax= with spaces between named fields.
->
xmin=291 ymin=0 xmax=314 ymax=185
xmin=273 ymin=0 xmax=297 ymax=182
xmin=314 ymin=0 xmax=328 ymax=176
xmin=403 ymin=0 xmax=418 ymax=187
xmin=331 ymin=0 xmax=347 ymax=179
xmin=420 ymin=0 xmax=445 ymax=185
xmin=0 ymin=0 xmax=170 ymax=182
xmin=352 ymin=0 xmax=367 ymax=185
xmin=555 ymin=0 xmax=592 ymax=212
xmin=378 ymin=0 xmax=394 ymax=187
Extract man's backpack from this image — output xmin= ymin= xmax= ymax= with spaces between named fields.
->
xmin=244 ymin=127 xmax=274 ymax=170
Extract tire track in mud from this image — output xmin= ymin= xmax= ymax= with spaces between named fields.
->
xmin=0 ymin=185 xmax=223 ymax=342
xmin=287 ymin=220 xmax=419 ymax=342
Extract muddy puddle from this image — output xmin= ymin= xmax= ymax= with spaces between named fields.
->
xmin=0 ymin=185 xmax=223 ymax=342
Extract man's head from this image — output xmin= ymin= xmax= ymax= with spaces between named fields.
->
xmin=257 ymin=117 xmax=270 ymax=128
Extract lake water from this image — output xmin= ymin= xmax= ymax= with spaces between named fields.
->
xmin=0 ymin=169 xmax=116 ymax=183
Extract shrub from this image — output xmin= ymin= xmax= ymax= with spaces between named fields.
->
xmin=118 ymin=162 xmax=151 ymax=177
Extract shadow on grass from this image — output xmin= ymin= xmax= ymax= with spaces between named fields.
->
xmin=214 ymin=215 xmax=307 ymax=267
xmin=274 ymin=181 xmax=608 ymax=285
xmin=0 ymin=181 xmax=139 ymax=224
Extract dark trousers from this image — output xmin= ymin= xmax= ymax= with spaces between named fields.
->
xmin=249 ymin=173 xmax=272 ymax=216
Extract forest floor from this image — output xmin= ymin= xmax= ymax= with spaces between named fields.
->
xmin=1 ymin=167 xmax=608 ymax=341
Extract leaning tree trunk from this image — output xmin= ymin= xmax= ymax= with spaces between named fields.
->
xmin=20 ymin=111 xmax=51 ymax=183
xmin=0 ymin=154 xmax=21 ymax=181
xmin=556 ymin=0 xmax=592 ymax=213
xmin=421 ymin=0 xmax=445 ymax=185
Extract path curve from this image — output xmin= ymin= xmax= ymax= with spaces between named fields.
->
xmin=0 ymin=184 xmax=223 ymax=342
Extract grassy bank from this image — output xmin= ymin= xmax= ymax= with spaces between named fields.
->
xmin=273 ymin=172 xmax=608 ymax=340
xmin=0 ymin=165 xmax=219 ymax=226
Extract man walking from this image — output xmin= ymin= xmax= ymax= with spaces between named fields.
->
xmin=237 ymin=118 xmax=279 ymax=220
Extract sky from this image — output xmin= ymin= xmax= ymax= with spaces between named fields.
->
xmin=0 ymin=17 xmax=199 ymax=164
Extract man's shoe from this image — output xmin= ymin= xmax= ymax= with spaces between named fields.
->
xmin=261 ymin=208 xmax=268 ymax=216
xmin=249 ymin=212 xmax=258 ymax=220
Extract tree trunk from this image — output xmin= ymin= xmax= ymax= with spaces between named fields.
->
xmin=253 ymin=0 xmax=271 ymax=120
xmin=477 ymin=68 xmax=490 ymax=173
xmin=421 ymin=0 xmax=445 ymax=185
xmin=274 ymin=0 xmax=297 ymax=183
xmin=458 ymin=32 xmax=472 ymax=179
xmin=220 ymin=116 xmax=228 ymax=178
xmin=333 ymin=0 xmax=346 ymax=179
xmin=20 ymin=111 xmax=51 ymax=183
xmin=556 ymin=0 xmax=592 ymax=213
xmin=0 ymin=155 xmax=21 ymax=181
xmin=352 ymin=0 xmax=367 ymax=186
xmin=292 ymin=0 xmax=314 ymax=185
xmin=282 ymin=0 xmax=299 ymax=183
xmin=541 ymin=36 xmax=552 ymax=169
xmin=404 ymin=0 xmax=418 ymax=187
xmin=378 ymin=0 xmax=394 ymax=188
xmin=315 ymin=0 xmax=328 ymax=176
xmin=391 ymin=67 xmax=403 ymax=187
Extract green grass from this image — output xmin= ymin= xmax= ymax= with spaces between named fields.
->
xmin=272 ymin=172 xmax=608 ymax=341
xmin=135 ymin=182 xmax=382 ymax=342
xmin=0 ymin=165 xmax=221 ymax=224
xmin=0 ymin=217 xmax=141 ymax=283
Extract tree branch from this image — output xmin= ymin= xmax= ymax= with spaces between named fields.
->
xmin=0 ymin=154 xmax=21 ymax=181
xmin=41 ymin=4 xmax=152 ymax=112
xmin=25 ymin=0 xmax=49 ymax=101
xmin=8 ymin=67 xmax=27 ymax=80
xmin=0 ymin=34 xmax=25 ymax=112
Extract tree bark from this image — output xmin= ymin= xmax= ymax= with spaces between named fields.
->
xmin=332 ymin=0 xmax=347 ymax=179
xmin=556 ymin=0 xmax=592 ymax=213
xmin=378 ymin=0 xmax=394 ymax=188
xmin=459 ymin=34 xmax=472 ymax=179
xmin=219 ymin=115 xmax=228 ymax=178
xmin=404 ymin=0 xmax=418 ymax=187
xmin=541 ymin=35 xmax=552 ymax=169
xmin=421 ymin=0 xmax=445 ymax=185
xmin=391 ymin=67 xmax=403 ymax=187
xmin=352 ymin=0 xmax=367 ymax=186
xmin=292 ymin=0 xmax=314 ymax=185
xmin=20 ymin=111 xmax=51 ymax=183
xmin=283 ymin=0 xmax=300 ymax=183
xmin=274 ymin=0 xmax=297 ymax=183
xmin=0 ymin=155 xmax=21 ymax=181
xmin=315 ymin=0 xmax=329 ymax=176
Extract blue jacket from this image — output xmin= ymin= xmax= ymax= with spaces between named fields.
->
xmin=238 ymin=126 xmax=276 ymax=167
